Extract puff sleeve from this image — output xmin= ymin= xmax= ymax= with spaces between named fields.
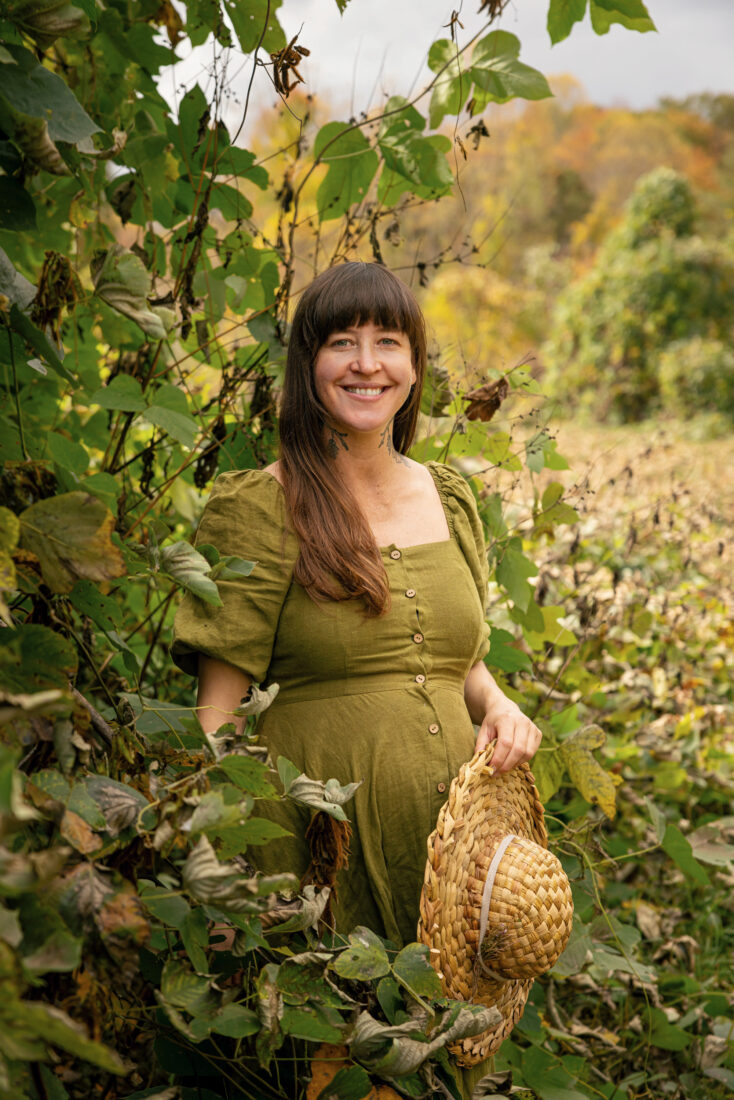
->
xmin=427 ymin=461 xmax=490 ymax=664
xmin=171 ymin=470 xmax=297 ymax=682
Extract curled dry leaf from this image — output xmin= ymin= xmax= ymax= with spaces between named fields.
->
xmin=182 ymin=836 xmax=297 ymax=913
xmin=92 ymin=245 xmax=174 ymax=340
xmin=464 ymin=376 xmax=510 ymax=422
xmin=349 ymin=1003 xmax=501 ymax=1077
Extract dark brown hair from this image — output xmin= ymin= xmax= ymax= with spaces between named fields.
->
xmin=279 ymin=262 xmax=427 ymax=615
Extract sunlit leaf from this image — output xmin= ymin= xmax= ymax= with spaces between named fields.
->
xmin=560 ymin=724 xmax=616 ymax=819
xmin=19 ymin=492 xmax=125 ymax=594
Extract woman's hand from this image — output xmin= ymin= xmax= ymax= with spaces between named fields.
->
xmin=464 ymin=660 xmax=542 ymax=774
xmin=474 ymin=698 xmax=542 ymax=774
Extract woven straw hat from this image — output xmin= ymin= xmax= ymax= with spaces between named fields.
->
xmin=417 ymin=744 xmax=573 ymax=1065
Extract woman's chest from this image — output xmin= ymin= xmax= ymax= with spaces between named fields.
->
xmin=268 ymin=539 xmax=485 ymax=692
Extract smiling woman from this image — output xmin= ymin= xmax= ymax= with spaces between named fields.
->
xmin=171 ymin=261 xmax=543 ymax=1095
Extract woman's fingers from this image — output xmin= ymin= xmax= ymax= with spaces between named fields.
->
xmin=477 ymin=709 xmax=542 ymax=774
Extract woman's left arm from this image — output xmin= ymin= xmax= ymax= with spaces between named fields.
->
xmin=464 ymin=660 xmax=542 ymax=774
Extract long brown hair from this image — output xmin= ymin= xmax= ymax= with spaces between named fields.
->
xmin=279 ymin=262 xmax=427 ymax=616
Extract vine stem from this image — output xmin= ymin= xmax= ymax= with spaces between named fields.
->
xmin=7 ymin=328 xmax=30 ymax=461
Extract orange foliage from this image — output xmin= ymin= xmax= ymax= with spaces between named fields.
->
xmin=305 ymin=1044 xmax=402 ymax=1099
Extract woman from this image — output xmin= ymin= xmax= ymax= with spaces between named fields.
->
xmin=172 ymin=261 xmax=541 ymax=950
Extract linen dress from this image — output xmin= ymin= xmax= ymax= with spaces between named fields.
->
xmin=172 ymin=461 xmax=490 ymax=947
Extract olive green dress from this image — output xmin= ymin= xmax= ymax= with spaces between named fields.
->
xmin=172 ymin=462 xmax=489 ymax=949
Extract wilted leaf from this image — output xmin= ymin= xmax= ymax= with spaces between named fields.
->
xmin=159 ymin=541 xmax=221 ymax=605
xmin=233 ymin=682 xmax=280 ymax=718
xmin=0 ymin=246 xmax=35 ymax=309
xmin=278 ymin=757 xmax=362 ymax=823
xmin=560 ymin=724 xmax=616 ymax=819
xmin=349 ymin=1002 xmax=501 ymax=1076
xmin=0 ymin=903 xmax=22 ymax=947
xmin=19 ymin=492 xmax=125 ymax=593
xmin=262 ymin=884 xmax=331 ymax=935
xmin=84 ymin=775 xmax=148 ymax=836
xmin=256 ymin=962 xmax=284 ymax=1068
xmin=464 ymin=376 xmax=509 ymax=422
xmin=60 ymin=809 xmax=103 ymax=854
xmin=92 ymin=245 xmax=174 ymax=339
xmin=182 ymin=836 xmax=297 ymax=913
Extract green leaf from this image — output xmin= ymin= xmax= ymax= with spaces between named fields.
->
xmin=0 ymin=44 xmax=100 ymax=144
xmin=145 ymin=406 xmax=198 ymax=449
xmin=223 ymin=0 xmax=285 ymax=53
xmin=90 ymin=374 xmax=146 ymax=412
xmin=19 ymin=491 xmax=125 ymax=594
xmin=314 ymin=1064 xmax=372 ymax=1100
xmin=180 ymin=907 xmax=209 ymax=973
xmin=524 ymin=605 xmax=577 ymax=651
xmin=0 ymin=174 xmax=36 ymax=230
xmin=521 ymin=1046 xmax=589 ymax=1100
xmin=8 ymin=304 xmax=74 ymax=383
xmin=392 ymin=943 xmax=443 ymax=999
xmin=159 ymin=540 xmax=221 ymax=604
xmin=138 ymin=883 xmax=191 ymax=929
xmin=281 ymin=1005 xmax=343 ymax=1043
xmin=46 ymin=432 xmax=89 ymax=477
xmin=547 ymin=0 xmax=588 ymax=44
xmin=211 ymin=1002 xmax=260 ymax=1038
xmin=216 ymin=755 xmax=276 ymax=797
xmin=487 ymin=627 xmax=532 ymax=673
xmin=0 ymin=624 xmax=77 ymax=692
xmin=314 ymin=122 xmax=379 ymax=222
xmin=18 ymin=1001 xmax=125 ymax=1073
xmin=495 ymin=545 xmax=538 ymax=612
xmin=648 ymin=1007 xmax=693 ymax=1051
xmin=426 ymin=39 xmax=469 ymax=128
xmin=589 ymin=0 xmax=656 ymax=34
xmin=331 ymin=927 xmax=390 ymax=981
xmin=23 ymin=929 xmax=82 ymax=974
xmin=160 ymin=960 xmax=214 ymax=1014
xmin=662 ymin=824 xmax=710 ymax=886
xmin=69 ymin=578 xmax=122 ymax=630
xmin=471 ymin=32 xmax=552 ymax=104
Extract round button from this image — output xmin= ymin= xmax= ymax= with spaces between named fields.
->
xmin=412 ymin=632 xmax=424 ymax=644
xmin=405 ymin=588 xmax=416 ymax=598
xmin=437 ymin=782 xmax=447 ymax=794
xmin=428 ymin=723 xmax=440 ymax=734
xmin=415 ymin=674 xmax=426 ymax=684
xmin=389 ymin=549 xmax=401 ymax=560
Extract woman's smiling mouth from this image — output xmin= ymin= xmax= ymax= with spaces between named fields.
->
xmin=342 ymin=385 xmax=386 ymax=396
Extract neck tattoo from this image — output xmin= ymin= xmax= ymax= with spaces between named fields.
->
xmin=379 ymin=423 xmax=410 ymax=466
xmin=327 ymin=426 xmax=349 ymax=458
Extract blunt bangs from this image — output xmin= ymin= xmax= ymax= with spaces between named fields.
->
xmin=297 ymin=262 xmax=425 ymax=358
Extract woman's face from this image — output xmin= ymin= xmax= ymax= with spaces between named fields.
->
xmin=313 ymin=320 xmax=416 ymax=438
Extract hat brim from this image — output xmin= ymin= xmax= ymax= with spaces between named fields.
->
xmin=417 ymin=745 xmax=551 ymax=1065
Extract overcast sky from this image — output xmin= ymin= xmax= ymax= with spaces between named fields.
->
xmin=268 ymin=0 xmax=734 ymax=113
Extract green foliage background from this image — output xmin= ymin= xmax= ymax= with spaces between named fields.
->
xmin=0 ymin=2 xmax=732 ymax=1099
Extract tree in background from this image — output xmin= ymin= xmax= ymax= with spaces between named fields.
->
xmin=542 ymin=167 xmax=734 ymax=423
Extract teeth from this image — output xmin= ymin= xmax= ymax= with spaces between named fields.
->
xmin=345 ymin=387 xmax=383 ymax=395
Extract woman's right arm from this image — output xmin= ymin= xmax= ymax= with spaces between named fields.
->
xmin=196 ymin=654 xmax=252 ymax=737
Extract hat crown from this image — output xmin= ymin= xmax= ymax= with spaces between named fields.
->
xmin=479 ymin=837 xmax=573 ymax=980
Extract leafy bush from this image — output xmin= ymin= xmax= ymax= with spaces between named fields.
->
xmin=657 ymin=336 xmax=734 ymax=423
xmin=543 ymin=169 xmax=734 ymax=422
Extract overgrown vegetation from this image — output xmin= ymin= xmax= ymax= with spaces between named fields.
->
xmin=1 ymin=1 xmax=733 ymax=1098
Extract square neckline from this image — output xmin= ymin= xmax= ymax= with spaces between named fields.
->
xmin=254 ymin=463 xmax=454 ymax=553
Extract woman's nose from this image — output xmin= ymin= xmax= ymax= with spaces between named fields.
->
xmin=353 ymin=344 xmax=379 ymax=372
